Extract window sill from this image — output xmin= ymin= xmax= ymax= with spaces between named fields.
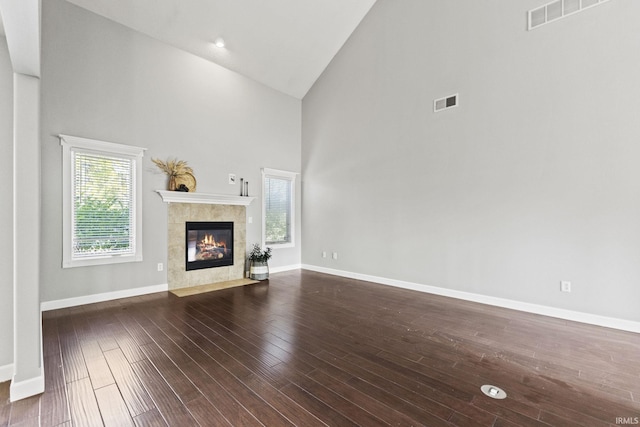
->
xmin=266 ymin=243 xmax=295 ymax=250
xmin=63 ymin=254 xmax=143 ymax=269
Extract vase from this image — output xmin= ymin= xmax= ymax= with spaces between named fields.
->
xmin=249 ymin=261 xmax=269 ymax=280
xmin=168 ymin=175 xmax=177 ymax=191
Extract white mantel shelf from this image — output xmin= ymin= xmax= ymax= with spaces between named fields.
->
xmin=156 ymin=190 xmax=255 ymax=206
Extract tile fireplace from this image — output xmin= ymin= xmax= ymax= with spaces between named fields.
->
xmin=157 ymin=191 xmax=254 ymax=291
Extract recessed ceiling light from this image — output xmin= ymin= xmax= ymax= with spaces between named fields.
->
xmin=213 ymin=37 xmax=226 ymax=48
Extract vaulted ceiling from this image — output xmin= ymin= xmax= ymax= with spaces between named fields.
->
xmin=64 ymin=0 xmax=377 ymax=99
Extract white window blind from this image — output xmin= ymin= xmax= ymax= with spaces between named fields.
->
xmin=262 ymin=168 xmax=297 ymax=248
xmin=61 ymin=135 xmax=145 ymax=268
xmin=72 ymin=152 xmax=135 ymax=258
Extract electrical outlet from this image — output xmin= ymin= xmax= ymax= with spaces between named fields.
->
xmin=157 ymin=263 xmax=164 ymax=272
xmin=322 ymin=251 xmax=327 ymax=258
xmin=332 ymin=252 xmax=338 ymax=260
xmin=560 ymin=281 xmax=571 ymax=292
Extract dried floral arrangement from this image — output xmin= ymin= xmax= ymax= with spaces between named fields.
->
xmin=152 ymin=157 xmax=196 ymax=192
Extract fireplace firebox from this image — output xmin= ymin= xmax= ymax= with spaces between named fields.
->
xmin=185 ymin=221 xmax=234 ymax=271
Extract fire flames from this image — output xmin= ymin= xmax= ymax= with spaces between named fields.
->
xmin=197 ymin=233 xmax=227 ymax=259
xmin=201 ymin=233 xmax=225 ymax=247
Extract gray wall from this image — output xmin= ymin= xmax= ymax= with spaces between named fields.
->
xmin=0 ymin=35 xmax=13 ymax=370
xmin=40 ymin=0 xmax=301 ymax=303
xmin=302 ymin=0 xmax=640 ymax=321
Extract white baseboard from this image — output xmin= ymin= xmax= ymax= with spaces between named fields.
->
xmin=41 ymin=283 xmax=169 ymax=311
xmin=302 ymin=264 xmax=640 ymax=334
xmin=0 ymin=363 xmax=14 ymax=382
xmin=10 ymin=370 xmax=44 ymax=402
xmin=270 ymin=264 xmax=302 ymax=274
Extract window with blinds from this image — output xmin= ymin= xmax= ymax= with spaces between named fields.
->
xmin=72 ymin=152 xmax=135 ymax=258
xmin=61 ymin=135 xmax=145 ymax=268
xmin=262 ymin=168 xmax=297 ymax=247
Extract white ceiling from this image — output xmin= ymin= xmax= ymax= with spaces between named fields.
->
xmin=65 ymin=0 xmax=377 ymax=99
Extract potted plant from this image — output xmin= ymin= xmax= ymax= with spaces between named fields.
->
xmin=248 ymin=243 xmax=272 ymax=280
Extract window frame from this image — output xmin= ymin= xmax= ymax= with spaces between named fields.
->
xmin=261 ymin=168 xmax=297 ymax=249
xmin=60 ymin=134 xmax=146 ymax=268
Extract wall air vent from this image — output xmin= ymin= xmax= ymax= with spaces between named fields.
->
xmin=434 ymin=94 xmax=458 ymax=112
xmin=528 ymin=0 xmax=611 ymax=30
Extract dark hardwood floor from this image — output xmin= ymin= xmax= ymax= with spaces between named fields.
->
xmin=1 ymin=270 xmax=639 ymax=426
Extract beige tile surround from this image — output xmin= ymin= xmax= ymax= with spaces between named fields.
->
xmin=168 ymin=203 xmax=246 ymax=290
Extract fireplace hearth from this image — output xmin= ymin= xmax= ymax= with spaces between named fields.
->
xmin=186 ymin=221 xmax=234 ymax=271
